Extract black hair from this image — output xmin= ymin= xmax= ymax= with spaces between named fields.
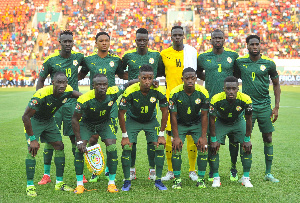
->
xmin=93 ymin=73 xmax=107 ymax=80
xmin=246 ymin=35 xmax=260 ymax=44
xmin=136 ymin=28 xmax=148 ymax=35
xmin=211 ymin=29 xmax=224 ymax=37
xmin=139 ymin=64 xmax=153 ymax=73
xmin=53 ymin=71 xmax=67 ymax=80
xmin=182 ymin=67 xmax=196 ymax=76
xmin=171 ymin=26 xmax=183 ymax=33
xmin=60 ymin=30 xmax=73 ymax=38
xmin=224 ymin=76 xmax=238 ymax=83
xmin=95 ymin=32 xmax=110 ymax=41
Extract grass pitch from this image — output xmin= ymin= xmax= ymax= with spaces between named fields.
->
xmin=0 ymin=85 xmax=299 ymax=202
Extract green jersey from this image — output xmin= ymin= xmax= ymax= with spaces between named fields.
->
xmin=40 ymin=50 xmax=85 ymax=91
xmin=210 ymin=92 xmax=252 ymax=124
xmin=81 ymin=53 xmax=124 ymax=89
xmin=119 ymin=83 xmax=168 ymax=122
xmin=122 ymin=48 xmax=163 ymax=80
xmin=75 ymin=86 xmax=124 ymax=125
xmin=233 ymin=54 xmax=278 ymax=106
xmin=197 ymin=48 xmax=239 ymax=99
xmin=28 ymin=85 xmax=74 ymax=121
xmin=169 ymin=84 xmax=209 ymax=126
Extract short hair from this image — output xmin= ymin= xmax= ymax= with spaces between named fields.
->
xmin=211 ymin=29 xmax=224 ymax=37
xmin=53 ymin=71 xmax=67 ymax=80
xmin=136 ymin=28 xmax=148 ymax=35
xmin=60 ymin=30 xmax=73 ymax=38
xmin=171 ymin=26 xmax=183 ymax=33
xmin=246 ymin=35 xmax=260 ymax=44
xmin=182 ymin=67 xmax=196 ymax=76
xmin=95 ymin=32 xmax=110 ymax=41
xmin=139 ymin=64 xmax=153 ymax=73
xmin=224 ymin=76 xmax=238 ymax=83
xmin=93 ymin=73 xmax=107 ymax=80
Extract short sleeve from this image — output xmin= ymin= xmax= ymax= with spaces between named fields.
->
xmin=268 ymin=60 xmax=278 ymax=79
xmin=28 ymin=97 xmax=43 ymax=111
xmin=157 ymin=88 xmax=168 ymax=108
xmin=74 ymin=102 xmax=87 ymax=114
xmin=80 ymin=57 xmax=90 ymax=73
xmin=233 ymin=60 xmax=241 ymax=79
xmin=169 ymin=94 xmax=177 ymax=113
xmin=157 ymin=54 xmax=165 ymax=77
xmin=39 ymin=60 xmax=51 ymax=78
xmin=115 ymin=58 xmax=125 ymax=76
xmin=197 ymin=54 xmax=204 ymax=72
xmin=121 ymin=54 xmax=129 ymax=71
xmin=119 ymin=91 xmax=131 ymax=110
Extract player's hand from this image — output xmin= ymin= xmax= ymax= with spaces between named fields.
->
xmin=242 ymin=141 xmax=252 ymax=155
xmin=197 ymin=136 xmax=208 ymax=153
xmin=29 ymin=140 xmax=40 ymax=157
xmin=172 ymin=137 xmax=183 ymax=153
xmin=121 ymin=137 xmax=131 ymax=149
xmin=157 ymin=136 xmax=166 ymax=148
xmin=271 ymin=107 xmax=279 ymax=123
xmin=210 ymin=141 xmax=220 ymax=155
xmin=77 ymin=142 xmax=87 ymax=153
xmin=152 ymin=80 xmax=159 ymax=88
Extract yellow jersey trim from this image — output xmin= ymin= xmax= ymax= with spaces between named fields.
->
xmin=123 ymin=83 xmax=165 ymax=97
xmin=224 ymin=48 xmax=238 ymax=54
xmin=78 ymin=90 xmax=95 ymax=104
xmin=211 ymin=92 xmax=252 ymax=105
xmin=210 ymin=92 xmax=226 ymax=105
xmin=236 ymin=92 xmax=252 ymax=104
xmin=237 ymin=54 xmax=250 ymax=60
xmin=170 ymin=84 xmax=209 ymax=98
xmin=33 ymin=85 xmax=73 ymax=99
xmin=107 ymin=86 xmax=119 ymax=95
xmin=43 ymin=52 xmax=60 ymax=63
xmin=261 ymin=55 xmax=275 ymax=63
xmin=123 ymin=48 xmax=137 ymax=57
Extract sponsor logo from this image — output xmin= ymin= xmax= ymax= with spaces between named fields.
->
xmin=236 ymin=106 xmax=242 ymax=111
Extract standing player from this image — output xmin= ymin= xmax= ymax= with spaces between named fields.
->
xmin=22 ymin=72 xmax=81 ymax=197
xmin=197 ymin=29 xmax=240 ymax=181
xmin=122 ymin=28 xmax=164 ymax=180
xmin=118 ymin=65 xmax=168 ymax=191
xmin=169 ymin=68 xmax=209 ymax=189
xmin=234 ymin=35 xmax=281 ymax=182
xmin=78 ymin=31 xmax=127 ymax=182
xmin=36 ymin=30 xmax=87 ymax=184
xmin=209 ymin=76 xmax=253 ymax=187
xmin=160 ymin=25 xmax=199 ymax=181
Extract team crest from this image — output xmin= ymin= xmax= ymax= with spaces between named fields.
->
xmin=150 ymin=97 xmax=156 ymax=103
xmin=62 ymin=98 xmax=68 ymax=103
xmin=149 ymin=58 xmax=154 ymax=64
xmin=260 ymin=65 xmax=266 ymax=71
xmin=75 ymin=103 xmax=81 ymax=110
xmin=73 ymin=60 xmax=78 ymax=66
xmin=236 ymin=106 xmax=242 ymax=111
xmin=108 ymin=101 xmax=113 ymax=106
xmin=195 ymin=98 xmax=201 ymax=104
xmin=109 ymin=61 xmax=114 ymax=67
xmin=227 ymin=57 xmax=232 ymax=63
xmin=31 ymin=99 xmax=38 ymax=105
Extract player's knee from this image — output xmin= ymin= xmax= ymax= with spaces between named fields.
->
xmin=197 ymin=150 xmax=208 ymax=156
xmin=26 ymin=152 xmax=35 ymax=160
xmin=44 ymin=143 xmax=54 ymax=150
xmin=123 ymin=144 xmax=132 ymax=151
xmin=156 ymin=144 xmax=164 ymax=151
xmin=262 ymin=133 xmax=272 ymax=143
xmin=52 ymin=141 xmax=64 ymax=150
xmin=173 ymin=150 xmax=182 ymax=156
xmin=69 ymin=135 xmax=75 ymax=144
xmin=107 ymin=144 xmax=117 ymax=152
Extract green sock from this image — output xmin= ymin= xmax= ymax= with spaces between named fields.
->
xmin=171 ymin=150 xmax=182 ymax=179
xmin=243 ymin=172 xmax=250 ymax=177
xmin=109 ymin=174 xmax=116 ymax=181
xmin=72 ymin=143 xmax=76 ymax=157
xmin=26 ymin=153 xmax=36 ymax=183
xmin=229 ymin=140 xmax=239 ymax=169
xmin=154 ymin=145 xmax=165 ymax=179
xmin=210 ymin=152 xmax=219 ymax=175
xmin=264 ymin=142 xmax=273 ymax=174
xmin=56 ymin=176 xmax=63 ymax=182
xmin=54 ymin=150 xmax=65 ymax=178
xmin=147 ymin=144 xmax=155 ymax=169
xmin=27 ymin=180 xmax=34 ymax=186
xmin=197 ymin=150 xmax=208 ymax=178
xmin=43 ymin=143 xmax=54 ymax=174
xmin=130 ymin=143 xmax=136 ymax=168
xmin=213 ymin=173 xmax=219 ymax=177
xmin=241 ymin=147 xmax=252 ymax=175
xmin=106 ymin=144 xmax=118 ymax=175
xmin=74 ymin=150 xmax=84 ymax=175
xmin=76 ymin=175 xmax=83 ymax=181
xmin=173 ymin=171 xmax=181 ymax=178
xmin=44 ymin=165 xmax=51 ymax=175
xmin=121 ymin=145 xmax=131 ymax=180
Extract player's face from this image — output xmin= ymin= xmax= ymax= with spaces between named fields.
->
xmin=211 ymin=32 xmax=225 ymax=49
xmin=171 ymin=29 xmax=184 ymax=46
xmin=136 ymin=33 xmax=149 ymax=50
xmin=53 ymin=75 xmax=68 ymax=95
xmin=139 ymin=72 xmax=154 ymax=91
xmin=96 ymin=34 xmax=110 ymax=52
xmin=59 ymin=34 xmax=74 ymax=53
xmin=182 ymin=72 xmax=196 ymax=90
xmin=224 ymin=82 xmax=239 ymax=101
xmin=93 ymin=77 xmax=108 ymax=96
xmin=247 ymin=38 xmax=260 ymax=56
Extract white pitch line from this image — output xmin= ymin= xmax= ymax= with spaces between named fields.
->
xmin=279 ymin=106 xmax=300 ymax=108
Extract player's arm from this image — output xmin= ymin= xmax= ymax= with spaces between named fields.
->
xmin=243 ymin=113 xmax=253 ymax=155
xmin=116 ymin=58 xmax=128 ymax=80
xmin=36 ymin=75 xmax=46 ymax=90
xmin=22 ymin=106 xmax=39 ymax=157
xmin=271 ymin=77 xmax=281 ymax=123
xmin=209 ymin=114 xmax=220 ymax=155
xmin=156 ymin=54 xmax=165 ymax=77
xmin=233 ymin=60 xmax=241 ymax=79
xmin=158 ymin=105 xmax=168 ymax=148
xmin=118 ymin=109 xmax=131 ymax=148
xmin=197 ymin=110 xmax=208 ymax=152
xmin=71 ymin=90 xmax=82 ymax=98
xmin=170 ymin=111 xmax=182 ymax=152
xmin=71 ymin=111 xmax=87 ymax=153
xmin=197 ymin=55 xmax=205 ymax=80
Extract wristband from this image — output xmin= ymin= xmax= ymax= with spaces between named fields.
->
xmin=211 ymin=136 xmax=217 ymax=142
xmin=158 ymin=131 xmax=164 ymax=137
xmin=122 ymin=132 xmax=128 ymax=138
xmin=29 ymin=135 xmax=36 ymax=141
xmin=77 ymin=141 xmax=84 ymax=145
xmin=244 ymin=136 xmax=251 ymax=142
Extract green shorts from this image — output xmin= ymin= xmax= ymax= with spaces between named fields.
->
xmin=78 ymin=120 xmax=117 ymax=141
xmin=215 ymin=118 xmax=246 ymax=145
xmin=54 ymin=98 xmax=76 ymax=136
xmin=252 ymin=105 xmax=275 ymax=133
xmin=25 ymin=117 xmax=62 ymax=144
xmin=126 ymin=117 xmax=160 ymax=144
xmin=171 ymin=122 xmax=202 ymax=144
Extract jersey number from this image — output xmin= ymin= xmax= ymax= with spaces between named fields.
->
xmin=99 ymin=110 xmax=106 ymax=116
xmin=252 ymin=72 xmax=255 ymax=81
xmin=141 ymin=106 xmax=148 ymax=113
xmin=228 ymin=113 xmax=232 ymax=117
xmin=66 ymin=68 xmax=71 ymax=77
xmin=99 ymin=68 xmax=107 ymax=74
xmin=218 ymin=64 xmax=222 ymax=72
xmin=176 ymin=59 xmax=181 ymax=67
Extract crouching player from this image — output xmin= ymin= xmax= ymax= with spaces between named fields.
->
xmin=209 ymin=76 xmax=253 ymax=187
xmin=22 ymin=72 xmax=82 ymax=197
xmin=169 ymin=68 xmax=209 ymax=189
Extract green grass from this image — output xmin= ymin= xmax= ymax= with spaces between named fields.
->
xmin=0 ymin=85 xmax=299 ymax=202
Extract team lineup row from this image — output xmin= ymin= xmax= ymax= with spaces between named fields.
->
xmin=22 ymin=26 xmax=280 ymax=197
